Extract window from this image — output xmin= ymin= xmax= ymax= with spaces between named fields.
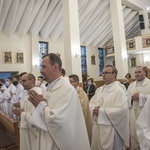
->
xmin=98 ymin=48 xmax=104 ymax=76
xmin=80 ymin=46 xmax=87 ymax=76
xmin=38 ymin=41 xmax=48 ymax=68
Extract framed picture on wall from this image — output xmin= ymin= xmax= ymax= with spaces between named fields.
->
xmin=16 ymin=52 xmax=24 ymax=64
xmin=106 ymin=44 xmax=114 ymax=55
xmin=126 ymin=39 xmax=136 ymax=51
xmin=3 ymin=51 xmax=12 ymax=64
xmin=91 ymin=55 xmax=96 ymax=65
xmin=142 ymin=35 xmax=150 ymax=48
xmin=130 ymin=57 xmax=136 ymax=67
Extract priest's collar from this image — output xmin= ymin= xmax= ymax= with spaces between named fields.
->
xmin=136 ymin=79 xmax=144 ymax=87
xmin=47 ymin=77 xmax=62 ymax=91
xmin=102 ymin=81 xmax=115 ymax=92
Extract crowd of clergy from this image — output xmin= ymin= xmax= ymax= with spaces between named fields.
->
xmin=0 ymin=53 xmax=150 ymax=150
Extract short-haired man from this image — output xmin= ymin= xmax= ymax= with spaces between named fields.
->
xmin=127 ymin=66 xmax=150 ymax=149
xmin=27 ymin=53 xmax=90 ymax=150
xmin=10 ymin=74 xmax=24 ymax=119
xmin=12 ymin=75 xmax=24 ymax=99
xmin=69 ymin=74 xmax=92 ymax=143
xmin=90 ymin=65 xmax=129 ymax=150
xmin=0 ymin=79 xmax=7 ymax=110
xmin=13 ymin=73 xmax=42 ymax=150
xmin=2 ymin=77 xmax=16 ymax=115
xmin=37 ymin=76 xmax=47 ymax=93
xmin=86 ymin=78 xmax=96 ymax=100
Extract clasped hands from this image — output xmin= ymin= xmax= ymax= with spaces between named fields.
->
xmin=28 ymin=90 xmax=46 ymax=107
xmin=131 ymin=93 xmax=139 ymax=101
xmin=13 ymin=90 xmax=46 ymax=116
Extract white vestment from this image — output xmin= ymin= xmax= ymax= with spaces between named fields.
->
xmin=127 ymin=77 xmax=150 ymax=149
xmin=0 ymin=85 xmax=7 ymax=110
xmin=29 ymin=77 xmax=91 ymax=150
xmin=136 ymin=98 xmax=150 ymax=150
xmin=90 ymin=82 xmax=129 ymax=150
xmin=11 ymin=83 xmax=24 ymax=119
xmin=116 ymin=81 xmax=126 ymax=92
xmin=20 ymin=87 xmax=42 ymax=150
xmin=2 ymin=83 xmax=16 ymax=115
xmin=39 ymin=83 xmax=47 ymax=93
xmin=11 ymin=83 xmax=24 ymax=103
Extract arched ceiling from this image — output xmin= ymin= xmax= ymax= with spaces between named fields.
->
xmin=0 ymin=0 xmax=141 ymax=48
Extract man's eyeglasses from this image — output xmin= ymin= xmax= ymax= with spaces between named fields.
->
xmin=70 ymin=80 xmax=76 ymax=83
xmin=21 ymin=79 xmax=30 ymax=83
xmin=102 ymin=72 xmax=113 ymax=75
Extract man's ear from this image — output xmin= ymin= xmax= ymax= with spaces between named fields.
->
xmin=53 ymin=64 xmax=59 ymax=71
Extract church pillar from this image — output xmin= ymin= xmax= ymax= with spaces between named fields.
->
xmin=62 ymin=0 xmax=82 ymax=81
xmin=110 ymin=0 xmax=128 ymax=79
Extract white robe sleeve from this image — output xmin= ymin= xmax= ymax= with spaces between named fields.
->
xmin=29 ymin=101 xmax=48 ymax=131
xmin=127 ymin=96 xmax=132 ymax=108
xmin=139 ymin=93 xmax=147 ymax=107
xmin=21 ymin=112 xmax=33 ymax=128
xmin=97 ymin=108 xmax=111 ymax=125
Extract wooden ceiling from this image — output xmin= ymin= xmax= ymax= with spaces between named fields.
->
xmin=0 ymin=0 xmax=142 ymax=47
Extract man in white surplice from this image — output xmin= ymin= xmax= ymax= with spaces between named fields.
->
xmin=2 ymin=77 xmax=16 ymax=115
xmin=0 ymin=79 xmax=7 ymax=110
xmin=13 ymin=73 xmax=42 ymax=150
xmin=126 ymin=66 xmax=150 ymax=150
xmin=136 ymin=97 xmax=150 ymax=150
xmin=27 ymin=53 xmax=90 ymax=150
xmin=90 ymin=65 xmax=129 ymax=150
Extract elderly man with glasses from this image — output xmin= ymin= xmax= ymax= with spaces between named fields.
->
xmin=90 ymin=65 xmax=129 ymax=150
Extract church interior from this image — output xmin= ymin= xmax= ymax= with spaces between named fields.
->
xmin=0 ymin=0 xmax=150 ymax=149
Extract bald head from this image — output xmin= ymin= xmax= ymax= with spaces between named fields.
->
xmin=21 ymin=73 xmax=36 ymax=90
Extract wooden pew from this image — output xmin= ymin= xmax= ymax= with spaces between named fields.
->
xmin=0 ymin=110 xmax=19 ymax=150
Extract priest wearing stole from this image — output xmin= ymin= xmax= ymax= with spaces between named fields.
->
xmin=27 ymin=53 xmax=90 ymax=150
xmin=90 ymin=65 xmax=129 ymax=150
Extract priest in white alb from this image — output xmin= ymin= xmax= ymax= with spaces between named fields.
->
xmin=13 ymin=73 xmax=42 ymax=150
xmin=28 ymin=53 xmax=91 ymax=150
xmin=90 ymin=65 xmax=129 ymax=150
xmin=127 ymin=66 xmax=150 ymax=149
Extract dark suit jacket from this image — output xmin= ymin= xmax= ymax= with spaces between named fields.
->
xmin=86 ymin=84 xmax=96 ymax=100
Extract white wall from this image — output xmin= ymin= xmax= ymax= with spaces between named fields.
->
xmin=1 ymin=32 xmax=149 ymax=81
xmin=127 ymin=35 xmax=150 ymax=78
xmin=0 ymin=33 xmax=65 ymax=79
xmin=86 ymin=46 xmax=103 ymax=81
xmin=0 ymin=32 xmax=104 ymax=81
xmin=0 ymin=32 xmax=32 ymax=73
xmin=128 ymin=52 xmax=150 ymax=79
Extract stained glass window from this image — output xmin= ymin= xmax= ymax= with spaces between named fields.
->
xmin=81 ymin=46 xmax=87 ymax=76
xmin=38 ymin=41 xmax=48 ymax=68
xmin=98 ymin=48 xmax=104 ymax=76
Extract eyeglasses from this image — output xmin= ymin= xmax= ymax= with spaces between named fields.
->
xmin=21 ymin=79 xmax=30 ymax=83
xmin=70 ymin=80 xmax=76 ymax=83
xmin=102 ymin=72 xmax=113 ymax=75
